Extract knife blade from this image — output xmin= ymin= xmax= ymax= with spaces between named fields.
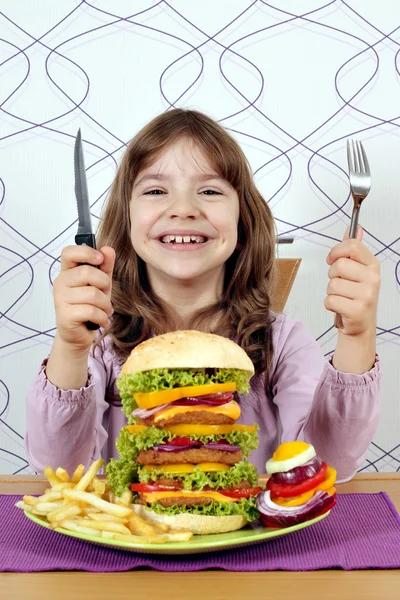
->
xmin=74 ymin=128 xmax=96 ymax=246
xmin=74 ymin=128 xmax=100 ymax=331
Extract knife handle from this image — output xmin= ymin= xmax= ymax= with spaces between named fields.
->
xmin=74 ymin=233 xmax=100 ymax=331
xmin=75 ymin=233 xmax=97 ymax=248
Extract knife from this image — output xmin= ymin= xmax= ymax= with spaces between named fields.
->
xmin=74 ymin=128 xmax=100 ymax=331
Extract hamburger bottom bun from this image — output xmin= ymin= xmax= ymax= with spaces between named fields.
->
xmin=121 ymin=330 xmax=254 ymax=377
xmin=132 ymin=504 xmax=249 ymax=535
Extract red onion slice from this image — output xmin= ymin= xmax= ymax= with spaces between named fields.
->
xmin=172 ymin=393 xmax=233 ymax=406
xmin=152 ymin=441 xmax=203 ymax=452
xmin=130 ymin=404 xmax=169 ymax=419
xmin=270 ymin=456 xmax=323 ymax=485
xmin=256 ymin=489 xmax=336 ymax=528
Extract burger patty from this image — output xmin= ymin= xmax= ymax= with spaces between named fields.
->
xmin=138 ymin=411 xmax=235 ymax=427
xmin=136 ymin=448 xmax=243 ymax=466
xmin=138 ymin=493 xmax=213 ymax=508
xmin=151 ymin=477 xmax=184 ymax=490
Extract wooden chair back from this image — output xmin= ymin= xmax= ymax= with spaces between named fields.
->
xmin=271 ymin=258 xmax=301 ymax=313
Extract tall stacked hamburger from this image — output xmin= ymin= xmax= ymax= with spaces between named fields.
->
xmin=107 ymin=330 xmax=261 ymax=535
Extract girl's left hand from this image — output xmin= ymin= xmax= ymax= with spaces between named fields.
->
xmin=324 ymin=227 xmax=380 ymax=336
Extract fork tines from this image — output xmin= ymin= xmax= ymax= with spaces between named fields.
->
xmin=347 ymin=139 xmax=370 ymax=175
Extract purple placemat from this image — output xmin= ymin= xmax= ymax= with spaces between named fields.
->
xmin=1 ymin=493 xmax=399 ymax=572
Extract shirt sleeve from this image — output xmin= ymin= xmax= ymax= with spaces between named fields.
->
xmin=271 ymin=318 xmax=381 ymax=482
xmin=24 ymin=346 xmax=110 ymax=475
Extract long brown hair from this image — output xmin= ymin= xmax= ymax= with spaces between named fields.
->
xmin=95 ymin=109 xmax=277 ymax=383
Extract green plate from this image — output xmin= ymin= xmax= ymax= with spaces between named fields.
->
xmin=24 ymin=510 xmax=330 ymax=555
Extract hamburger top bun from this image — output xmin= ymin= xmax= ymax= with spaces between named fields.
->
xmin=121 ymin=330 xmax=254 ymax=377
xmin=132 ymin=503 xmax=248 ymax=535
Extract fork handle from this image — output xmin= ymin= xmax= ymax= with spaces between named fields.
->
xmin=349 ymin=205 xmax=360 ymax=239
xmin=334 ymin=205 xmax=361 ymax=329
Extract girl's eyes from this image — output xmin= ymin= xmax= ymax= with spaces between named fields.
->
xmin=143 ymin=189 xmax=222 ymax=196
xmin=201 ymin=189 xmax=222 ymax=195
xmin=144 ymin=189 xmax=165 ymax=195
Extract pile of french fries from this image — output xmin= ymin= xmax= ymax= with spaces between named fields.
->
xmin=15 ymin=459 xmax=192 ymax=544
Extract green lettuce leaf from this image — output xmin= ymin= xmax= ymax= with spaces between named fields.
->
xmin=115 ymin=425 xmax=259 ymax=462
xmin=117 ymin=368 xmax=250 ymax=417
xmin=138 ymin=460 xmax=259 ymax=491
xmin=115 ymin=426 xmax=168 ymax=459
xmin=146 ymin=496 xmax=259 ymax=521
xmin=106 ymin=459 xmax=138 ymax=498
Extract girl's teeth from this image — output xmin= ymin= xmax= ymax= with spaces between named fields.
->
xmin=160 ymin=235 xmax=206 ymax=244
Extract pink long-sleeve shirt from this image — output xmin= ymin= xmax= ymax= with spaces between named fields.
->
xmin=25 ymin=313 xmax=381 ymax=483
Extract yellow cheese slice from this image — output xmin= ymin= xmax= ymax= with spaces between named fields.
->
xmin=134 ymin=383 xmax=236 ymax=409
xmin=153 ymin=401 xmax=241 ymax=424
xmin=142 ymin=490 xmax=238 ymax=503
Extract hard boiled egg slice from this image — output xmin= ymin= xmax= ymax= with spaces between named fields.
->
xmin=266 ymin=441 xmax=316 ymax=474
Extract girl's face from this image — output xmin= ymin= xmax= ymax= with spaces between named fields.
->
xmin=130 ymin=138 xmax=239 ymax=287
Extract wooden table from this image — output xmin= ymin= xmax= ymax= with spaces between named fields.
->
xmin=1 ymin=473 xmax=399 ymax=600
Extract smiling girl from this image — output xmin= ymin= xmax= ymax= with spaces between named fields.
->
xmin=25 ymin=109 xmax=380 ymax=482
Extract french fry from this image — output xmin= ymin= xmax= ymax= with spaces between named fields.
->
xmin=81 ymin=507 xmax=101 ymax=516
xmin=43 ymin=466 xmax=62 ymax=487
xmin=74 ymin=519 xmax=131 ymax=535
xmin=31 ymin=508 xmax=54 ymax=516
xmin=149 ymin=535 xmax=170 ymax=544
xmin=70 ymin=464 xmax=85 ymax=483
xmin=51 ymin=482 xmax=76 ymax=492
xmin=101 ymin=531 xmax=153 ymax=544
xmin=58 ymin=519 xmax=99 ymax=536
xmin=15 ymin=501 xmax=33 ymax=512
xmin=55 ymin=468 xmax=70 ymax=482
xmin=62 ymin=489 xmax=132 ymax=518
xmin=152 ymin=522 xmax=169 ymax=533
xmin=88 ymin=513 xmax=126 ymax=524
xmin=106 ymin=492 xmax=117 ymax=505
xmin=101 ymin=531 xmax=193 ymax=544
xmin=162 ymin=531 xmax=193 ymax=542
xmin=93 ymin=478 xmax=106 ymax=496
xmin=47 ymin=503 xmax=82 ymax=524
xmin=37 ymin=491 xmax=62 ymax=503
xmin=74 ymin=459 xmax=104 ymax=492
xmin=115 ymin=490 xmax=133 ymax=506
xmin=23 ymin=495 xmax=39 ymax=506
xmin=35 ymin=501 xmax=64 ymax=513
xmin=127 ymin=512 xmax=158 ymax=537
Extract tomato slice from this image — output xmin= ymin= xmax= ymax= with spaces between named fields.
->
xmin=267 ymin=462 xmax=328 ymax=498
xmin=130 ymin=483 xmax=176 ymax=493
xmin=167 ymin=437 xmax=193 ymax=446
xmin=218 ymin=486 xmax=263 ymax=499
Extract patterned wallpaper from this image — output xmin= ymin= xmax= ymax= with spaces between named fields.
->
xmin=1 ymin=1 xmax=399 ymax=475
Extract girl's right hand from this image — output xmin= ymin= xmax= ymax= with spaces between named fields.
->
xmin=53 ymin=245 xmax=116 ymax=352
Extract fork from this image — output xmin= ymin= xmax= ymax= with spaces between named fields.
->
xmin=334 ymin=140 xmax=371 ymax=329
